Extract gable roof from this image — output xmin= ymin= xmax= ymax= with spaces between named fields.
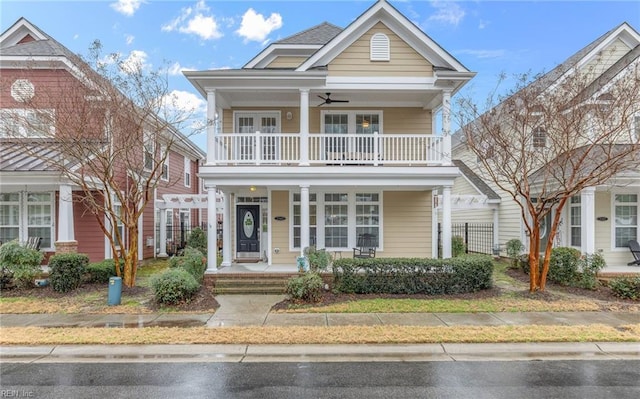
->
xmin=453 ymin=160 xmax=501 ymax=201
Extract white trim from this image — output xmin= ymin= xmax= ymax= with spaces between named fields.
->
xmin=183 ymin=156 xmax=191 ymax=188
xmin=611 ymin=191 xmax=639 ymax=251
xmin=370 ymin=33 xmax=390 ymax=61
xmin=320 ymin=110 xmax=384 ymax=134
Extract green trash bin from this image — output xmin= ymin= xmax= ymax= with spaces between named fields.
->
xmin=108 ymin=276 xmax=122 ymax=306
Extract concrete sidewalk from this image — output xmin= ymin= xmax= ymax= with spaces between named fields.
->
xmin=1 ymin=294 xmax=639 ymax=328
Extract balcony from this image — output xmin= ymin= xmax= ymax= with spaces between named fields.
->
xmin=207 ymin=132 xmax=447 ymax=166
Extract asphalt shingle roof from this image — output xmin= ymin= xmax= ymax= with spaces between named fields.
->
xmin=275 ymin=22 xmax=342 ymax=45
xmin=452 ymin=160 xmax=501 ymax=201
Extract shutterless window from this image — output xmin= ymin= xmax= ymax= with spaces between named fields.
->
xmin=161 ymin=147 xmax=169 ymax=181
xmin=614 ymin=194 xmax=637 ymax=248
xmin=293 ymin=193 xmax=317 ymax=248
xmin=143 ymin=132 xmax=154 ymax=171
xmin=356 ymin=193 xmax=380 ymax=247
xmin=0 ymin=193 xmax=20 ymax=244
xmin=532 ymin=127 xmax=547 ymax=148
xmin=0 ymin=109 xmax=55 ymax=138
xmin=324 ymin=193 xmax=348 ymax=248
xmin=570 ymin=196 xmax=581 ymax=247
xmin=184 ymin=156 xmax=191 ymax=188
xmin=27 ymin=193 xmax=53 ymax=249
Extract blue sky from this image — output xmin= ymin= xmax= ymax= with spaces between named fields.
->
xmin=2 ymin=0 xmax=639 ymax=149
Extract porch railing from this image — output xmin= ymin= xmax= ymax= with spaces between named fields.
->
xmin=209 ymin=132 xmax=445 ymax=166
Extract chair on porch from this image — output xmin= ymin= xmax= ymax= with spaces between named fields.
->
xmin=353 ymin=233 xmax=376 ymax=259
xmin=24 ymin=237 xmax=42 ymax=251
xmin=628 ymin=240 xmax=640 ymax=266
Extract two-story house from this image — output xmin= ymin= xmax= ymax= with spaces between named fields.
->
xmin=185 ymin=0 xmax=475 ymax=271
xmin=451 ymin=22 xmax=640 ymax=270
xmin=0 ymin=18 xmax=205 ymax=263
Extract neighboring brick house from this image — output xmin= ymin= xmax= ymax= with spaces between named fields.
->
xmin=0 ymin=18 xmax=205 ymax=263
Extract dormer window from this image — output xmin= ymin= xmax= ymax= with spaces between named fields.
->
xmin=370 ymin=33 xmax=390 ymax=61
xmin=532 ymin=126 xmax=547 ymax=148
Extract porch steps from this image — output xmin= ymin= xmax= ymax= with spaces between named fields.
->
xmin=206 ymin=273 xmax=300 ymax=295
xmin=597 ymin=271 xmax=640 ymax=284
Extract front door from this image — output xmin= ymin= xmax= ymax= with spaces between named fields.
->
xmin=236 ymin=205 xmax=260 ymax=258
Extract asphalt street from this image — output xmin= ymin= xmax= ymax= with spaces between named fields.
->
xmin=1 ymin=360 xmax=639 ymax=398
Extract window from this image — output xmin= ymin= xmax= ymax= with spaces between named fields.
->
xmin=166 ymin=210 xmax=174 ymax=241
xmin=633 ymin=114 xmax=640 ymax=141
xmin=324 ymin=193 xmax=348 ymax=248
xmin=143 ymin=132 xmax=154 ymax=171
xmin=293 ymin=193 xmax=317 ymax=248
xmin=532 ymin=126 xmax=547 ymax=148
xmin=570 ymin=196 xmax=581 ymax=247
xmin=112 ymin=195 xmax=125 ymax=248
xmin=370 ymin=33 xmax=390 ymax=61
xmin=184 ymin=156 xmax=191 ymax=188
xmin=0 ymin=109 xmax=55 ymax=138
xmin=161 ymin=146 xmax=169 ymax=181
xmin=356 ymin=193 xmax=380 ymax=247
xmin=614 ymin=194 xmax=637 ymax=248
xmin=0 ymin=192 xmax=54 ymax=249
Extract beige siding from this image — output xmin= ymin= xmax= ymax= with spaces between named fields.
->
xmin=592 ymin=191 xmax=637 ymax=266
xmin=580 ymin=38 xmax=631 ymax=83
xmin=450 ymin=176 xmax=494 ymax=225
xmin=270 ymin=190 xmax=295 ymax=264
xmin=382 ymin=191 xmax=431 ymax=257
xmin=328 ymin=22 xmax=433 ymax=77
xmin=265 ymin=56 xmax=307 ymax=69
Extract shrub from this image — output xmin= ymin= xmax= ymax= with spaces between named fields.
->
xmin=547 ymin=247 xmax=581 ymax=286
xmin=332 ymin=255 xmax=493 ymax=295
xmin=151 ymin=268 xmax=200 ymax=305
xmin=506 ymin=239 xmax=525 ymax=268
xmin=0 ymin=240 xmax=44 ymax=289
xmin=577 ymin=253 xmax=606 ymax=289
xmin=186 ymin=227 xmax=208 ymax=256
xmin=86 ymin=259 xmax=123 ymax=283
xmin=609 ymin=276 xmax=640 ymax=300
xmin=304 ymin=246 xmax=332 ymax=272
xmin=48 ymin=253 xmax=89 ymax=293
xmin=286 ymin=272 xmax=324 ymax=302
xmin=451 ymin=236 xmax=466 ymax=257
xmin=168 ymin=247 xmax=207 ymax=283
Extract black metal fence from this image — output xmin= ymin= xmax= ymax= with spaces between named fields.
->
xmin=438 ymin=222 xmax=494 ymax=257
xmin=156 ymin=222 xmax=207 ymax=255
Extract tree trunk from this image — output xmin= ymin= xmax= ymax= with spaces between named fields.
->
xmin=122 ymin=229 xmax=138 ymax=287
xmin=528 ymin=227 xmax=540 ymax=292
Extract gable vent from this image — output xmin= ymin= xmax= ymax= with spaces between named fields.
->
xmin=370 ymin=33 xmax=390 ymax=61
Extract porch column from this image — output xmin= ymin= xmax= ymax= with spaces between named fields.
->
xmin=299 ymin=89 xmax=310 ymax=166
xmin=300 ymin=185 xmax=310 ymax=255
xmin=492 ymin=207 xmax=500 ymax=255
xmin=206 ymin=90 xmax=216 ymax=165
xmin=580 ymin=187 xmax=596 ymax=254
xmin=158 ymin=209 xmax=168 ymax=257
xmin=206 ymin=185 xmax=218 ymax=273
xmin=442 ymin=89 xmax=452 ymax=166
xmin=431 ymin=190 xmax=439 ymax=258
xmin=56 ymin=184 xmax=77 ymax=254
xmin=222 ymin=191 xmax=232 ymax=267
xmin=442 ymin=185 xmax=452 ymax=258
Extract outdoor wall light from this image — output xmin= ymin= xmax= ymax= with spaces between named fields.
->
xmin=249 ymin=186 xmax=257 ymax=192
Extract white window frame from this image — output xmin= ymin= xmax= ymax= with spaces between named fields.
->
xmin=0 ymin=192 xmax=55 ymax=250
xmin=289 ymin=190 xmax=383 ymax=251
xmin=0 ymin=192 xmax=22 ymax=245
xmin=569 ymin=196 xmax=581 ymax=248
xmin=320 ymin=110 xmax=384 ymax=134
xmin=612 ymin=193 xmax=638 ymax=250
xmin=532 ymin=126 xmax=547 ymax=149
xmin=183 ymin=156 xmax=191 ymax=188
xmin=292 ymin=193 xmax=317 ymax=249
xmin=0 ymin=108 xmax=55 ymax=138
xmin=143 ymin=131 xmax=154 ymax=172
xmin=160 ymin=146 xmax=169 ymax=181
xmin=112 ymin=194 xmax=125 ymax=250
xmin=370 ymin=33 xmax=390 ymax=61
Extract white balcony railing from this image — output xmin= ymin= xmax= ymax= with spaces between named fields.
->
xmin=209 ymin=132 xmax=445 ymax=166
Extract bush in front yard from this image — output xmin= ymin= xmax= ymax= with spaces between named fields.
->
xmin=332 ymin=255 xmax=493 ymax=295
xmin=286 ymin=272 xmax=324 ymax=302
xmin=168 ymin=247 xmax=207 ymax=283
xmin=609 ymin=276 xmax=640 ymax=300
xmin=151 ymin=268 xmax=200 ymax=305
xmin=451 ymin=236 xmax=466 ymax=257
xmin=0 ymin=240 xmax=44 ymax=289
xmin=86 ymin=259 xmax=124 ymax=283
xmin=548 ymin=247 xmax=581 ymax=286
xmin=186 ymin=227 xmax=208 ymax=256
xmin=48 ymin=253 xmax=90 ymax=293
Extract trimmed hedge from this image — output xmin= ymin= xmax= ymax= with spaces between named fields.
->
xmin=151 ymin=268 xmax=200 ymax=305
xmin=48 ymin=253 xmax=90 ymax=293
xmin=286 ymin=272 xmax=324 ymax=302
xmin=86 ymin=259 xmax=124 ymax=283
xmin=548 ymin=247 xmax=582 ymax=286
xmin=332 ymin=255 xmax=493 ymax=295
xmin=609 ymin=276 xmax=640 ymax=300
xmin=0 ymin=240 xmax=44 ymax=289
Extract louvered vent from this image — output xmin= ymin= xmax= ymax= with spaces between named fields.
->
xmin=370 ymin=33 xmax=390 ymax=61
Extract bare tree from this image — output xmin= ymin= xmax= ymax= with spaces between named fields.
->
xmin=2 ymin=41 xmax=199 ymax=287
xmin=456 ymin=59 xmax=640 ymax=292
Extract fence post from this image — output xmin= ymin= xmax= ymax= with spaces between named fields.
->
xmin=464 ymin=223 xmax=469 ymax=253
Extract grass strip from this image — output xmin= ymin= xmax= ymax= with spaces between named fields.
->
xmin=1 ymin=324 xmax=638 ymax=345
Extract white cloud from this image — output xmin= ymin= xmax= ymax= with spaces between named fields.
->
xmin=125 ymin=34 xmax=135 ymax=45
xmin=428 ymin=1 xmax=465 ymax=26
xmin=236 ymin=8 xmax=282 ymax=43
xmin=456 ymin=49 xmax=506 ymax=59
xmin=110 ymin=0 xmax=142 ymax=17
xmin=162 ymin=0 xmax=223 ymax=41
xmin=120 ymin=50 xmax=150 ymax=73
xmin=162 ymin=90 xmax=206 ymax=115
xmin=166 ymin=62 xmax=195 ymax=76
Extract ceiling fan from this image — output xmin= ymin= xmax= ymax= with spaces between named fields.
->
xmin=317 ymin=92 xmax=349 ymax=106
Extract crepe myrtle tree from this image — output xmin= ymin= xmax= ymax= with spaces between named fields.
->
xmin=2 ymin=41 xmax=200 ymax=287
xmin=456 ymin=61 xmax=640 ymax=292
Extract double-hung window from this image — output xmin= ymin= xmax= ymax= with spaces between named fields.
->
xmin=292 ymin=193 xmax=317 ymax=248
xmin=569 ymin=196 xmax=581 ymax=247
xmin=184 ymin=156 xmax=191 ymax=188
xmin=614 ymin=194 xmax=638 ymax=248
xmin=0 ymin=109 xmax=55 ymax=138
xmin=0 ymin=192 xmax=54 ymax=249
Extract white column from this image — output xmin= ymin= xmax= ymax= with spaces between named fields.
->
xmin=442 ymin=185 xmax=452 ymax=258
xmin=267 ymin=188 xmax=273 ymax=266
xmin=431 ymin=190 xmax=439 ymax=258
xmin=492 ymin=207 xmax=500 ymax=255
xmin=57 ymin=184 xmax=75 ymax=242
xmin=581 ymin=187 xmax=596 ymax=254
xmin=442 ymin=89 xmax=452 ymax=166
xmin=206 ymin=185 xmax=218 ymax=272
xmin=300 ymin=185 xmax=310 ymax=255
xmin=222 ymin=191 xmax=232 ymax=267
xmin=206 ymin=90 xmax=217 ymax=165
xmin=158 ymin=209 xmax=168 ymax=257
xmin=299 ymin=89 xmax=310 ymax=166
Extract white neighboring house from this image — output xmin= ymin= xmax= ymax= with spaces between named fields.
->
xmin=451 ymin=22 xmax=640 ymax=270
